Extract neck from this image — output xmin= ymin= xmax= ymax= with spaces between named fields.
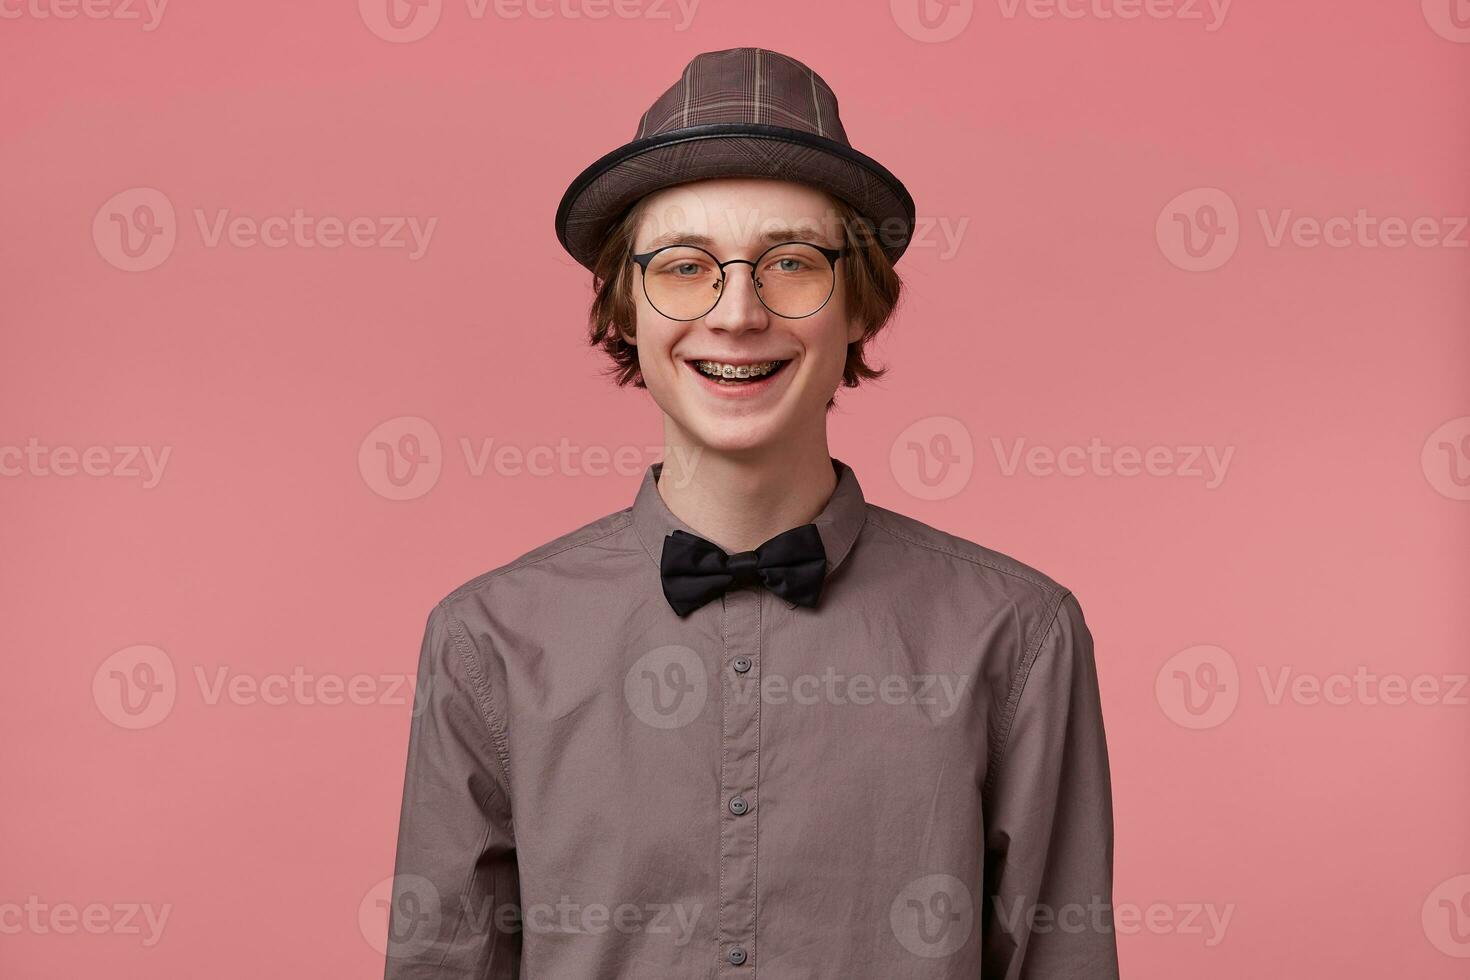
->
xmin=656 ymin=423 xmax=837 ymax=555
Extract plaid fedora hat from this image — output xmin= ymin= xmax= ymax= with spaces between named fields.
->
xmin=554 ymin=47 xmax=916 ymax=273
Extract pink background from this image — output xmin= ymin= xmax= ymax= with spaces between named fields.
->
xmin=4 ymin=2 xmax=1469 ymax=976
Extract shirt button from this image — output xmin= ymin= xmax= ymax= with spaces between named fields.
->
xmin=728 ymin=945 xmax=748 ymax=965
xmin=728 ymin=795 xmax=749 ymax=816
xmin=732 ymin=657 xmax=752 ymax=673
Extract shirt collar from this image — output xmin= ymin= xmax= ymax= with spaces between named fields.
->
xmin=631 ymin=456 xmax=869 ymax=589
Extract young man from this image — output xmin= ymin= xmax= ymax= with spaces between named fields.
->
xmin=383 ymin=47 xmax=1117 ymax=979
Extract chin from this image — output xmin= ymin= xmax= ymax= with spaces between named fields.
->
xmin=685 ymin=415 xmax=788 ymax=454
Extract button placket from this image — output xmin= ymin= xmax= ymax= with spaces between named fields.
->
xmin=718 ymin=586 xmax=760 ymax=973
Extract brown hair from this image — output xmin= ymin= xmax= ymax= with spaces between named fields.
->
xmin=585 ymin=193 xmax=904 ymax=405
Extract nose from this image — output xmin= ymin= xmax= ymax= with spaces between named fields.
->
xmin=702 ymin=261 xmax=769 ymax=335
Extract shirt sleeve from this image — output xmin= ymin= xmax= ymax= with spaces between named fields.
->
xmin=980 ymin=591 xmax=1118 ymax=979
xmin=383 ymin=602 xmax=521 ymax=979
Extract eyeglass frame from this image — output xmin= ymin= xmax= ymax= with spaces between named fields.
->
xmin=629 ymin=240 xmax=847 ymax=321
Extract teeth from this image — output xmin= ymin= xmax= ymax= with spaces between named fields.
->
xmin=695 ymin=360 xmax=783 ymax=379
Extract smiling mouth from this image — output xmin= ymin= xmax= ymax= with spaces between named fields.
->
xmin=687 ymin=359 xmax=792 ymax=385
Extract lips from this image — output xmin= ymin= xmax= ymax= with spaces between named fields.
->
xmin=682 ymin=357 xmax=794 ymax=396
xmin=691 ymin=359 xmax=789 ymax=382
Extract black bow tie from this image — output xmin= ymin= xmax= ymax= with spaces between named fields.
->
xmin=660 ymin=525 xmax=828 ymax=617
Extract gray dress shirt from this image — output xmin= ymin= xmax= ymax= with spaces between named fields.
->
xmin=383 ymin=457 xmax=1118 ymax=979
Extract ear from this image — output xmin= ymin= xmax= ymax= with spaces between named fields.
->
xmin=618 ymin=323 xmax=638 ymax=346
xmin=845 ymin=316 xmax=865 ymax=345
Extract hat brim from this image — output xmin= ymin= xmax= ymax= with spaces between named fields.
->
xmin=555 ymin=123 xmax=916 ymax=272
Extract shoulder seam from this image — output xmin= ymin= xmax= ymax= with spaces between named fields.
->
xmin=438 ymin=601 xmax=515 ymax=802
xmin=442 ymin=512 xmax=634 ymax=603
xmin=865 ymin=510 xmax=1062 ymax=595
xmin=982 ymin=589 xmax=1072 ymax=806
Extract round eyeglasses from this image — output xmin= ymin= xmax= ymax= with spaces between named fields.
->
xmin=631 ymin=241 xmax=846 ymax=321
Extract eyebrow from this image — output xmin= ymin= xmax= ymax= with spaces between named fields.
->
xmin=637 ymin=226 xmax=837 ymax=252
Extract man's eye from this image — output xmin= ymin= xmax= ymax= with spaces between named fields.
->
xmin=656 ymin=261 xmax=709 ymax=278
